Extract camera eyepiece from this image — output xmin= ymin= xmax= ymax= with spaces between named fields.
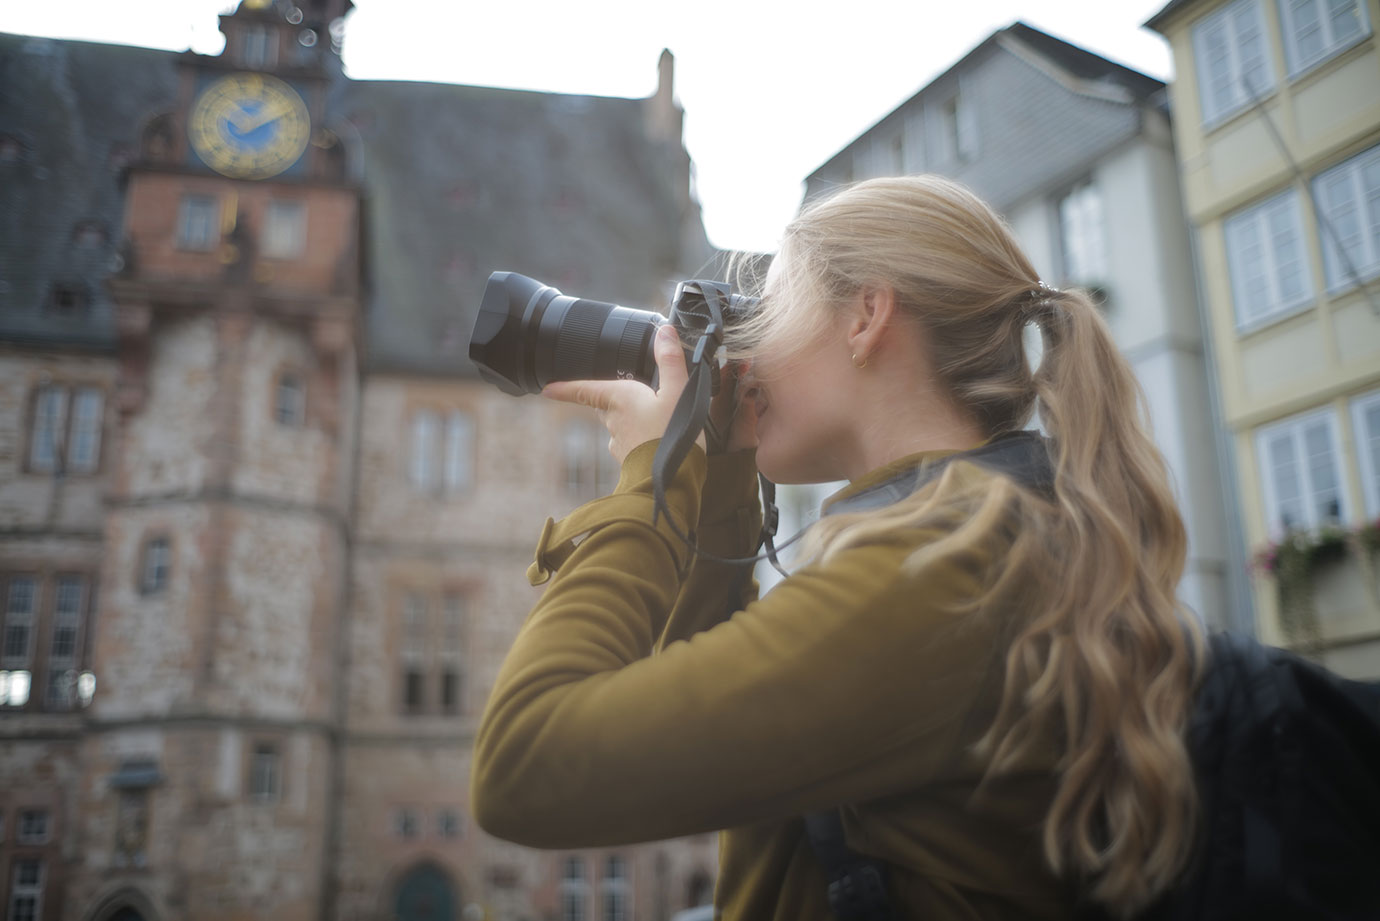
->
xmin=469 ymin=272 xmax=758 ymax=396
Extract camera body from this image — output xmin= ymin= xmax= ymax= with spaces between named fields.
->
xmin=468 ymin=272 xmax=758 ymax=396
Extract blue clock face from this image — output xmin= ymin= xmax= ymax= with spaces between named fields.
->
xmin=188 ymin=73 xmax=311 ymax=179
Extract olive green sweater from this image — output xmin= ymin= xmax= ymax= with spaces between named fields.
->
xmin=472 ymin=440 xmax=1070 ymax=920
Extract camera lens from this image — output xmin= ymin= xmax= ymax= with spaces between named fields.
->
xmin=469 ymin=272 xmax=664 ymax=396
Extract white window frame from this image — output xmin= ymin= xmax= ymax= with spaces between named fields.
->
xmin=67 ymin=388 xmax=103 ymax=473
xmin=437 ymin=808 xmax=461 ymax=839
xmin=443 ymin=412 xmax=474 ymax=493
xmin=394 ymin=807 xmax=419 ymax=839
xmin=561 ymin=857 xmax=588 ymax=921
xmin=140 ymin=537 xmax=170 ymax=595
xmin=275 ymin=372 xmax=306 ymax=427
xmin=241 ymin=24 xmax=278 ymax=70
xmin=1192 ymin=0 xmax=1275 ymax=125
xmin=176 ymin=195 xmax=219 ymax=252
xmin=29 ymin=385 xmax=67 ymax=472
xmin=248 ymin=742 xmax=280 ymax=802
xmin=1256 ymin=406 xmax=1350 ymax=536
xmin=602 ymin=855 xmax=629 ymax=921
xmin=1278 ymin=0 xmax=1371 ymax=76
xmin=1223 ymin=188 xmax=1315 ymax=330
xmin=1057 ymin=179 xmax=1110 ymax=285
xmin=8 ymin=858 xmax=43 ymax=921
xmin=263 ymin=199 xmax=307 ymax=260
xmin=2 ymin=577 xmax=37 ymax=670
xmin=16 ymin=809 xmax=49 ymax=845
xmin=1351 ymin=388 xmax=1380 ymax=519
xmin=47 ymin=575 xmax=85 ymax=710
xmin=1313 ymin=143 xmax=1380 ymax=293
xmin=409 ymin=411 xmax=439 ymax=491
xmin=440 ymin=593 xmax=465 ymax=714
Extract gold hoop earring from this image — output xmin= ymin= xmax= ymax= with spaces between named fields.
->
xmin=851 ymin=353 xmax=867 ymax=369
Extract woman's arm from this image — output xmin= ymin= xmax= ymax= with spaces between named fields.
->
xmin=471 ymin=443 xmax=1000 ymax=849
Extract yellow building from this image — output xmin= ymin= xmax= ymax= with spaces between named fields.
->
xmin=1149 ymin=0 xmax=1380 ymax=678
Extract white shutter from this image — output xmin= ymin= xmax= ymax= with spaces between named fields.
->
xmin=1256 ymin=408 xmax=1348 ymax=535
xmin=1351 ymin=390 xmax=1380 ymax=517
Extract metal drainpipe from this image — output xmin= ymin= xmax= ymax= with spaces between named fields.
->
xmin=1187 ymin=223 xmax=1257 ymax=636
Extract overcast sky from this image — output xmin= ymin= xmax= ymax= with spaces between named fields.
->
xmin=1 ymin=0 xmax=1176 ymax=253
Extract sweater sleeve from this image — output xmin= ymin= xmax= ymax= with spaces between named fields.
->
xmin=472 ymin=441 xmax=1000 ymax=849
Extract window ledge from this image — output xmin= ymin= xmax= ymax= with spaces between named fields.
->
xmin=1202 ymin=86 xmax=1280 ymax=136
xmin=1287 ymin=33 xmax=1374 ymax=87
xmin=1235 ymin=299 xmax=1315 ymax=338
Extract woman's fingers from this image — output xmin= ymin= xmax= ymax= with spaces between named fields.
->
xmin=541 ymin=379 xmax=621 ymax=411
xmin=652 ymin=324 xmax=689 ymax=394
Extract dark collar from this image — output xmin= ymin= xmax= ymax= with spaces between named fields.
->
xmin=824 ymin=431 xmax=1054 ymax=517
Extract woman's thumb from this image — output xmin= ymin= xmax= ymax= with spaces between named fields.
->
xmin=654 ymin=324 xmax=690 ymax=393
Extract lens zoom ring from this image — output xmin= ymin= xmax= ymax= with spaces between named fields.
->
xmin=553 ymin=301 xmax=608 ymax=381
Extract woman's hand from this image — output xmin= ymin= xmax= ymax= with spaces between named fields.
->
xmin=707 ymin=361 xmax=759 ymax=455
xmin=543 ymin=324 xmax=702 ymax=465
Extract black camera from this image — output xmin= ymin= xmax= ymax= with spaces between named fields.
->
xmin=468 ymin=272 xmax=759 ymax=396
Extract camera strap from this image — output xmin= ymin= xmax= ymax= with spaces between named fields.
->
xmin=649 ymin=288 xmax=792 ymax=578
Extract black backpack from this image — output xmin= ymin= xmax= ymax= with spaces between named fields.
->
xmin=807 ymin=632 xmax=1380 ymax=921
xmin=806 ymin=435 xmax=1380 ymax=920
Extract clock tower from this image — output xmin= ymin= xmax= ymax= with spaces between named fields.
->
xmin=83 ymin=1 xmax=364 ymax=918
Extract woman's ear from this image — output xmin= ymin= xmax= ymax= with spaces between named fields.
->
xmin=847 ymin=285 xmax=898 ymax=363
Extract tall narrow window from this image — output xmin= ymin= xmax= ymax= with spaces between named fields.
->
xmin=1280 ymin=0 xmax=1369 ymax=75
xmin=275 ymin=372 xmax=306 ymax=427
xmin=1223 ymin=189 xmax=1314 ymax=329
xmin=443 ymin=412 xmax=475 ymax=493
xmin=440 ymin=593 xmax=466 ymax=715
xmin=1313 ymin=143 xmax=1380 ymax=293
xmin=176 ymin=195 xmax=219 ymax=251
xmin=3 ymin=577 xmax=36 ymax=670
xmin=401 ymin=593 xmax=427 ymax=714
xmin=8 ymin=859 xmax=43 ymax=921
xmin=1351 ymin=389 xmax=1380 ymax=518
xmin=29 ymin=386 xmax=67 ymax=472
xmin=1256 ymin=408 xmax=1349 ymax=536
xmin=561 ymin=857 xmax=588 ymax=921
xmin=141 ymin=537 xmax=170 ymax=595
xmin=602 ymin=855 xmax=629 ymax=921
xmin=248 ymin=742 xmax=280 ymax=802
xmin=263 ymin=200 xmax=307 ymax=259
xmin=1192 ymin=0 xmax=1274 ymax=124
xmin=67 ymin=388 xmax=103 ymax=473
xmin=948 ymin=93 xmax=978 ymax=162
xmin=1058 ymin=181 xmax=1109 ymax=285
xmin=409 ymin=411 xmax=440 ymax=492
xmin=241 ymin=24 xmax=277 ymax=69
xmin=47 ymin=576 xmax=85 ymax=709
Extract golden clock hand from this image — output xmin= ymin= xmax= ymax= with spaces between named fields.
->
xmin=230 ymin=100 xmax=296 ymax=135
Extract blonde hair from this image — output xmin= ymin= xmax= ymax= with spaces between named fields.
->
xmin=731 ymin=176 xmax=1204 ymax=916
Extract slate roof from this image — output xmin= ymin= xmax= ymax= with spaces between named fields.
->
xmin=0 ymin=31 xmax=705 ymax=375
xmin=0 ymin=34 xmax=179 ymax=350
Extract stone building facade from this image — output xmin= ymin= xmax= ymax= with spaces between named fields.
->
xmin=0 ymin=2 xmax=717 ymax=919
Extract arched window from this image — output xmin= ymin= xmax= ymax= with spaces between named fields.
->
xmin=393 ymin=863 xmax=456 ymax=921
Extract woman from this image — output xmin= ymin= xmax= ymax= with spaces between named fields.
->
xmin=471 ymin=175 xmax=1203 ymax=920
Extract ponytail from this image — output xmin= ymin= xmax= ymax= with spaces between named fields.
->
xmin=984 ymin=286 xmax=1204 ymax=913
